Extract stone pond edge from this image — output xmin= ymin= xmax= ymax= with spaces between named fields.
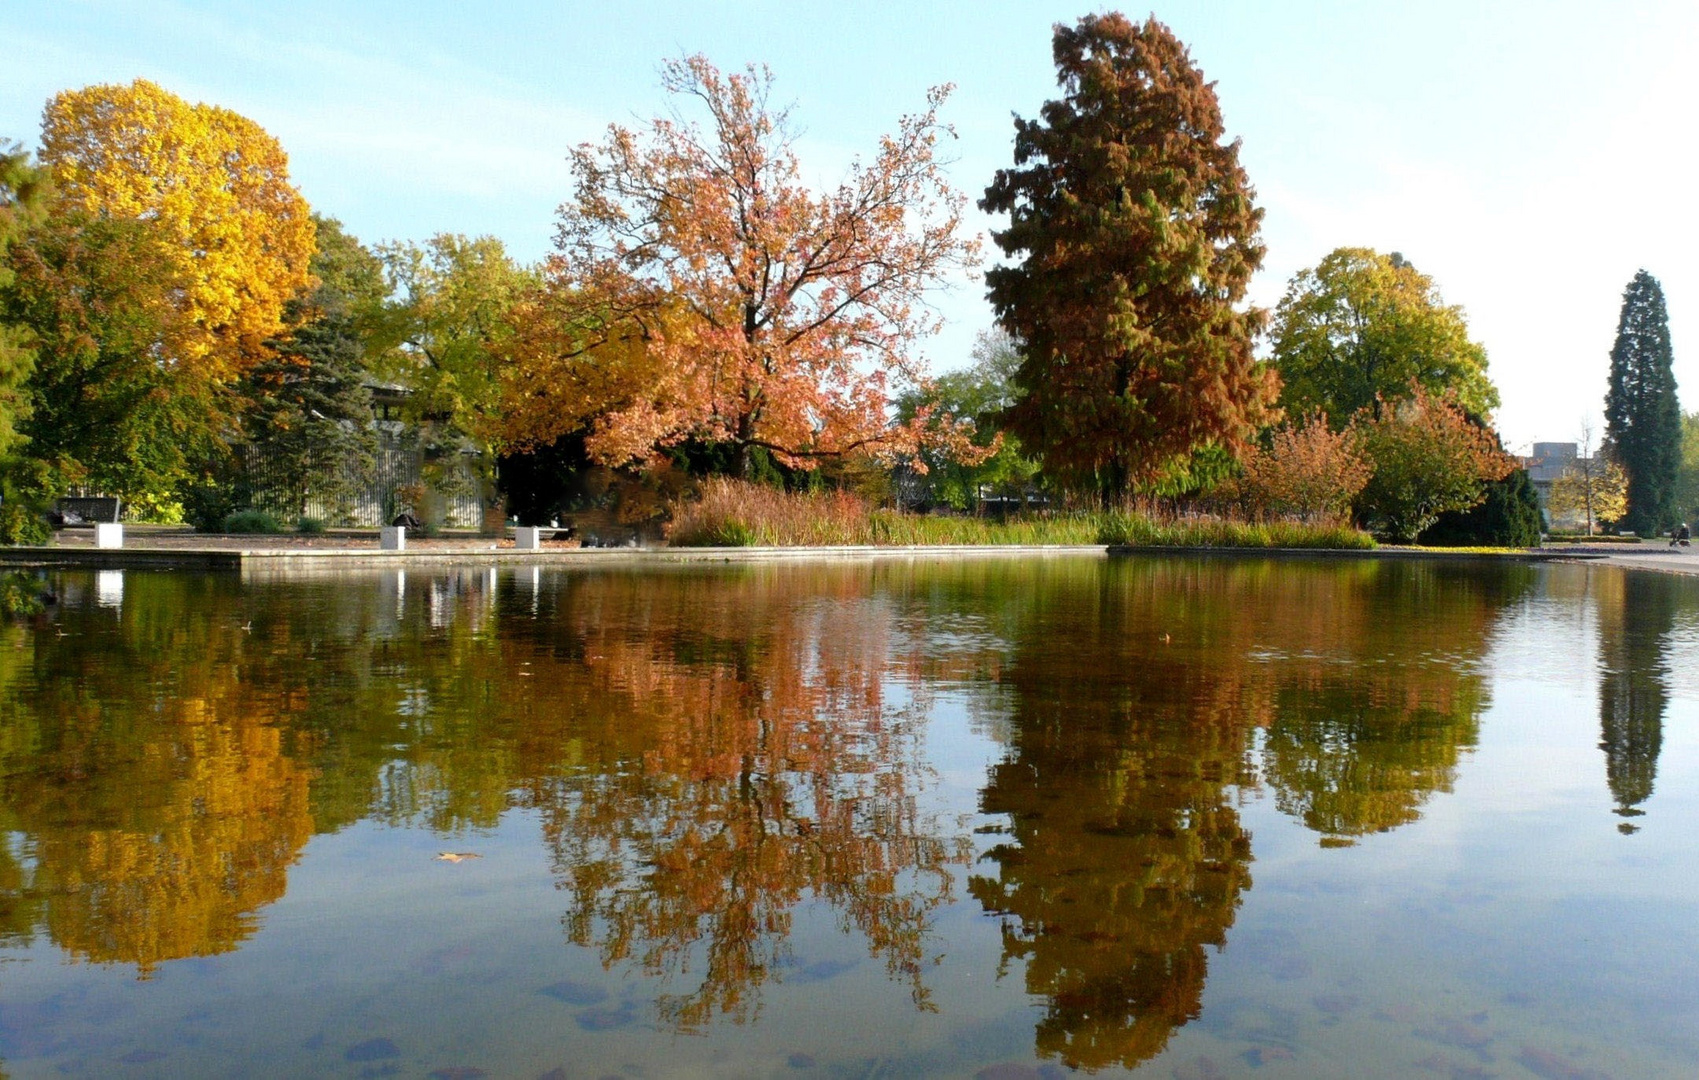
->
xmin=0 ymin=543 xmax=1611 ymax=572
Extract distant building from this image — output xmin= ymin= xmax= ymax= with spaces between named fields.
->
xmin=1522 ymin=442 xmax=1588 ymax=529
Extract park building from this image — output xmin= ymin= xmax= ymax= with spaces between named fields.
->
xmin=1522 ymin=441 xmax=1591 ymax=530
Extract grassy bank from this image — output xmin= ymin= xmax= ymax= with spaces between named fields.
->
xmin=668 ymin=480 xmax=1375 ymax=549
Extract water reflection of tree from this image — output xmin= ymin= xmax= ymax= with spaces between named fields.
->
xmin=1258 ymin=563 xmax=1517 ymax=845
xmin=517 ymin=570 xmax=968 ymax=1030
xmin=1594 ymin=570 xmax=1676 ymax=831
xmin=1 ymin=566 xmax=971 ymax=1008
xmin=971 ymin=565 xmax=1258 ymax=1072
xmin=971 ymin=559 xmax=1525 ymax=1069
xmin=0 ymin=575 xmax=313 ymax=976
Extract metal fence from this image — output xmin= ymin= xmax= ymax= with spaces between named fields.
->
xmin=241 ymin=438 xmax=487 ymax=528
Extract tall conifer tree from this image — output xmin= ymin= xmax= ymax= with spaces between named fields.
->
xmin=243 ymin=217 xmax=382 ymax=521
xmin=982 ymin=14 xmax=1274 ymax=505
xmin=1603 ymin=270 xmax=1680 ymax=535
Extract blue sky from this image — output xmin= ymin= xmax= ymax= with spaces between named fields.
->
xmin=6 ymin=0 xmax=1697 ymax=451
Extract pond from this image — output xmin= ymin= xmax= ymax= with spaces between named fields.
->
xmin=1 ymin=556 xmax=1697 ymax=1078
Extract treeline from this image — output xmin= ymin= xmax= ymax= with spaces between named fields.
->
xmin=0 ymin=14 xmax=1685 ymax=545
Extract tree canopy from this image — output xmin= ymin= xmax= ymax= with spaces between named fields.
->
xmin=2 ymin=207 xmax=228 ymax=514
xmin=1270 ymin=247 xmax=1497 ymax=426
xmin=0 ymin=143 xmax=50 ymax=464
xmin=895 ymin=328 xmax=1036 ymax=509
xmin=40 ymin=79 xmax=315 ymax=383
xmin=373 ymin=232 xmax=532 ymax=464
xmin=1351 ymin=386 xmax=1514 ymax=542
xmin=241 ymin=217 xmax=385 ymax=520
xmin=516 ymin=55 xmax=979 ymax=477
xmin=982 ymin=14 xmax=1274 ymax=505
xmin=1603 ymin=269 xmax=1681 ymax=535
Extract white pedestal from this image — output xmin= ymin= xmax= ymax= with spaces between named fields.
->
xmin=514 ymin=526 xmax=542 ymax=550
xmin=380 ymin=526 xmax=406 ymax=551
xmin=95 ymin=523 xmax=123 ymax=549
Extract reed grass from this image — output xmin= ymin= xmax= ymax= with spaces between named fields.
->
xmin=669 ymin=479 xmax=1375 ymax=550
xmin=1095 ymin=510 xmax=1375 ymax=550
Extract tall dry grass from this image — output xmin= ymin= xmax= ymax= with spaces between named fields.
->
xmin=668 ymin=479 xmax=1374 ymax=549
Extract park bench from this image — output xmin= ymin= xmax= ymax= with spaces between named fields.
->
xmin=51 ymin=496 xmax=122 ymax=526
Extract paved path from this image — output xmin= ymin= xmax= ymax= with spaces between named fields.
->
xmin=1550 ymin=545 xmax=1699 ymax=576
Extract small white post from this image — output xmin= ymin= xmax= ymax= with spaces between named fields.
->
xmin=380 ymin=526 xmax=406 ymax=551
xmin=514 ymin=526 xmax=542 ymax=550
xmin=95 ymin=522 xmax=124 ymax=549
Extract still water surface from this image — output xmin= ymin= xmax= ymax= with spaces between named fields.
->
xmin=2 ymin=556 xmax=1697 ymax=1078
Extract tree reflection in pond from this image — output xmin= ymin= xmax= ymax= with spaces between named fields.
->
xmin=1259 ymin=563 xmax=1523 ymax=845
xmin=1595 ymin=570 xmax=1675 ymax=831
xmin=971 ymin=559 xmax=1526 ymax=1070
xmin=0 ymin=575 xmax=313 ymax=977
xmin=514 ymin=571 xmax=970 ymax=1030
xmin=0 ymin=556 xmax=1545 ymax=1062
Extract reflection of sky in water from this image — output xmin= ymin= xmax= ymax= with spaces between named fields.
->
xmin=0 ymin=559 xmax=1695 ymax=1077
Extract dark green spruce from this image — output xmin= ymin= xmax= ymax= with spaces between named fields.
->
xmin=1603 ymin=270 xmax=1681 ymax=535
xmin=240 ymin=217 xmax=383 ymax=523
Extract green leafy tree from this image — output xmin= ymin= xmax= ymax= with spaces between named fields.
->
xmin=1603 ymin=269 xmax=1681 ymax=535
xmin=896 ymin=329 xmax=1039 ymax=509
xmin=0 ymin=143 xmax=49 ymax=462
xmin=241 ymin=217 xmax=383 ymax=522
xmin=373 ymin=234 xmax=533 ymax=513
xmin=982 ymin=14 xmax=1275 ymax=506
xmin=1352 ymin=386 xmax=1515 ymax=543
xmin=2 ymin=208 xmax=227 ymax=517
xmin=1271 ymin=248 xmax=1498 ymax=425
xmin=0 ymin=143 xmax=52 ymax=543
xmin=1672 ymin=411 xmax=1699 ymax=529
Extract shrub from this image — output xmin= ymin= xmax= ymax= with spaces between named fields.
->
xmin=1 ymin=458 xmax=66 ymax=545
xmin=1233 ymin=416 xmax=1371 ymax=523
xmin=1420 ymin=468 xmax=1544 ymax=547
xmin=0 ymin=503 xmax=50 ymax=546
xmin=1353 ymin=387 xmax=1515 ymax=543
xmin=296 ymin=516 xmax=326 ymax=534
xmin=1095 ymin=512 xmax=1374 ymax=550
xmin=669 ymin=479 xmax=873 ymax=546
xmin=669 ymin=479 xmax=1374 ymax=549
xmin=221 ymin=509 xmax=284 ymax=534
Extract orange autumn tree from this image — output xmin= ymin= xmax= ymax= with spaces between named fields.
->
xmin=39 ymin=79 xmax=315 ymax=382
xmin=512 ymin=55 xmax=982 ymax=476
xmin=983 ymin=15 xmax=1277 ymax=506
xmin=1233 ymin=414 xmax=1373 ymax=524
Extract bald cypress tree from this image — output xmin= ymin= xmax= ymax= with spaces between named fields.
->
xmin=1603 ymin=270 xmax=1681 ymax=535
xmin=982 ymin=14 xmax=1274 ymax=506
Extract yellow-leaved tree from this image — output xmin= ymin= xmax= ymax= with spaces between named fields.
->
xmin=39 ymin=79 xmax=315 ymax=381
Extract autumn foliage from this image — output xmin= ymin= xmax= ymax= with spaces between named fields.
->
xmin=40 ymin=79 xmax=315 ymax=381
xmin=1550 ymin=457 xmax=1629 ymax=535
xmin=507 ymin=56 xmax=982 ymax=476
xmin=1232 ymin=415 xmax=1373 ymax=523
xmin=1351 ymin=385 xmax=1516 ymax=542
xmin=983 ymin=15 xmax=1276 ymax=504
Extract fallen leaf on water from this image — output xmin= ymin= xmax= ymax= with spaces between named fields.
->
xmin=435 ymin=852 xmax=482 ymax=863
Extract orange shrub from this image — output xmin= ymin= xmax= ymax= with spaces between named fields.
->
xmin=1234 ymin=415 xmax=1372 ymax=524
